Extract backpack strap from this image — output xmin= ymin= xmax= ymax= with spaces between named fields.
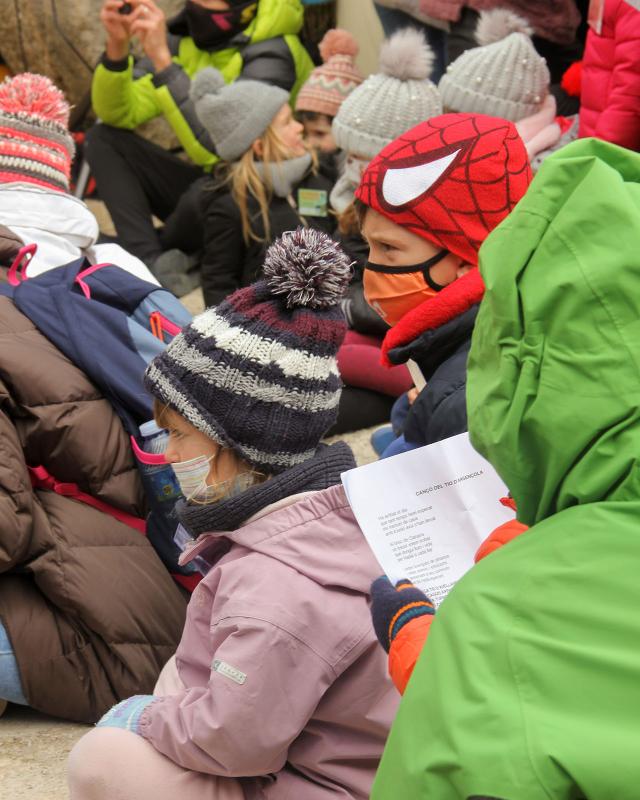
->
xmin=28 ymin=465 xmax=147 ymax=535
xmin=7 ymin=244 xmax=38 ymax=286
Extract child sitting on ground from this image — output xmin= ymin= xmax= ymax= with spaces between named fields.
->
xmin=438 ymin=9 xmax=579 ymax=168
xmin=294 ymin=28 xmax=364 ymax=173
xmin=329 ymin=28 xmax=444 ymax=433
xmin=191 ymin=68 xmax=335 ymax=308
xmin=67 ymin=227 xmax=398 ymax=800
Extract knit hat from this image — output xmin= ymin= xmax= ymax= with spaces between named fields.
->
xmin=144 ymin=228 xmax=352 ymax=475
xmin=356 ymin=113 xmax=531 ymax=362
xmin=191 ymin=68 xmax=289 ymax=162
xmin=332 ymin=28 xmax=443 ymax=159
xmin=438 ymin=10 xmax=550 ymax=122
xmin=356 ymin=113 xmax=531 ymax=266
xmin=0 ymin=73 xmax=75 ymax=193
xmin=295 ymin=29 xmax=364 ymax=119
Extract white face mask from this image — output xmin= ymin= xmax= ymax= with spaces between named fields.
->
xmin=171 ymin=452 xmax=263 ymax=505
xmin=171 ymin=453 xmax=215 ymax=502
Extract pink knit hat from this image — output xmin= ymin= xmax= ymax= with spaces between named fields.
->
xmin=295 ymin=29 xmax=364 ymax=118
xmin=0 ymin=73 xmax=75 ymax=193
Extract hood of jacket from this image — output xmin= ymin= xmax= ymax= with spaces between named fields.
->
xmin=467 ymin=138 xmax=640 ymax=527
xmin=168 ymin=0 xmax=303 ymax=45
xmin=185 ymin=483 xmax=379 ymax=595
xmin=0 ymin=184 xmax=98 ymax=273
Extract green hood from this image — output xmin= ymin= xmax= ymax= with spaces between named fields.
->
xmin=468 ymin=138 xmax=640 ymax=527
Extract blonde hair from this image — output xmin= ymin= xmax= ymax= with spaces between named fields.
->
xmin=225 ymin=124 xmax=316 ymax=245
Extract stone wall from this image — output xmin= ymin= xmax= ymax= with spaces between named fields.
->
xmin=0 ymin=0 xmax=183 ymax=111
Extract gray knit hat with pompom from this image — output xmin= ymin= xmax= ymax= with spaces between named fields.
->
xmin=144 ymin=228 xmax=352 ymax=475
xmin=331 ymin=28 xmax=443 ymax=159
xmin=190 ymin=67 xmax=289 ymax=162
xmin=438 ymin=9 xmax=550 ymax=122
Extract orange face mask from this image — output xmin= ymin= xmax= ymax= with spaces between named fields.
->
xmin=363 ymin=251 xmax=448 ymax=327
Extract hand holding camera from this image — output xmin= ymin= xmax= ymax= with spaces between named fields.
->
xmin=101 ymin=0 xmax=171 ymax=73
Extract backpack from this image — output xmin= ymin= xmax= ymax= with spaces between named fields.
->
xmin=0 ymin=246 xmax=192 ymax=433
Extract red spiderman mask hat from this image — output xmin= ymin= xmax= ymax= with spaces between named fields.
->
xmin=356 ymin=113 xmax=531 ymax=364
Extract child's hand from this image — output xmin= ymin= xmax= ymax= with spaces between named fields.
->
xmin=96 ymin=694 xmax=156 ymax=733
xmin=370 ymin=576 xmax=435 ymax=653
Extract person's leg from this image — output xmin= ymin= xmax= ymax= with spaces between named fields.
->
xmin=337 ymin=332 xmax=413 ymax=397
xmin=381 ymin=433 xmax=421 ymax=459
xmin=68 ymin=727 xmax=244 ymax=800
xmin=84 ymin=124 xmax=203 ymax=265
xmin=0 ymin=618 xmax=27 ymax=706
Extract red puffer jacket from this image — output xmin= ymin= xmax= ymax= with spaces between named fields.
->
xmin=579 ymin=0 xmax=640 ymax=150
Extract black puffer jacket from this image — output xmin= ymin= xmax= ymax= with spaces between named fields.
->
xmin=199 ymin=167 xmax=335 ymax=307
xmin=388 ymin=305 xmax=479 ymax=446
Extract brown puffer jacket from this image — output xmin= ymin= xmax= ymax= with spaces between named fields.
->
xmin=0 ymin=293 xmax=187 ymax=723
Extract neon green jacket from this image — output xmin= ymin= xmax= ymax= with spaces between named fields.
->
xmin=91 ymin=0 xmax=313 ymax=169
xmin=372 ymin=138 xmax=640 ymax=800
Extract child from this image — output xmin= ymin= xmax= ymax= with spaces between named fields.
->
xmin=354 ymin=112 xmax=531 ymax=455
xmin=295 ymin=28 xmax=364 ymax=162
xmin=191 ymin=68 xmax=335 ymax=308
xmin=0 ymin=73 xmax=156 ymax=282
xmin=439 ymin=9 xmax=579 ymax=164
xmin=371 ymin=135 xmax=640 ymax=800
xmin=329 ymin=28 xmax=444 ymax=432
xmin=68 ymin=227 xmax=398 ymax=800
xmin=579 ymin=0 xmax=640 ymax=150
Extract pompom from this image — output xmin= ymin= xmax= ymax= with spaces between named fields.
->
xmin=263 ymin=228 xmax=352 ymax=310
xmin=319 ymin=28 xmax=359 ymax=63
xmin=379 ymin=28 xmax=434 ymax=81
xmin=190 ymin=67 xmax=226 ymax=105
xmin=561 ymin=60 xmax=582 ymax=97
xmin=475 ymin=9 xmax=533 ymax=46
xmin=0 ymin=73 xmax=69 ymax=127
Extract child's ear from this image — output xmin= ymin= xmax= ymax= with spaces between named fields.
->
xmin=456 ymin=262 xmax=472 ymax=279
xmin=252 ymin=138 xmax=264 ymax=159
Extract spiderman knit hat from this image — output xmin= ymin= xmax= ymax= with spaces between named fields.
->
xmin=355 ymin=113 xmax=531 ymax=360
xmin=295 ymin=29 xmax=364 ymax=119
xmin=144 ymin=228 xmax=352 ymax=475
xmin=0 ymin=73 xmax=75 ymax=192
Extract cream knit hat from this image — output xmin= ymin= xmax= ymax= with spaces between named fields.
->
xmin=438 ymin=9 xmax=550 ymax=122
xmin=331 ymin=28 xmax=443 ymax=159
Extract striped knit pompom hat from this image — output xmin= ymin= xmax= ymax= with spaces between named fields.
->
xmin=0 ymin=73 xmax=75 ymax=192
xmin=295 ymin=29 xmax=364 ymax=118
xmin=144 ymin=228 xmax=352 ymax=475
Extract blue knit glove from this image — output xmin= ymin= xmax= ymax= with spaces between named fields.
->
xmin=96 ymin=694 xmax=156 ymax=734
xmin=370 ymin=576 xmax=435 ymax=653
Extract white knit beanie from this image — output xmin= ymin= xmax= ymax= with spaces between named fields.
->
xmin=331 ymin=28 xmax=443 ymax=159
xmin=438 ymin=9 xmax=550 ymax=122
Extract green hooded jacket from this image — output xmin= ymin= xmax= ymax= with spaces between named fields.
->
xmin=91 ymin=0 xmax=313 ymax=169
xmin=372 ymin=138 xmax=640 ymax=800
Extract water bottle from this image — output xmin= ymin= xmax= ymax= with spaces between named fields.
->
xmin=137 ymin=420 xmax=181 ymax=505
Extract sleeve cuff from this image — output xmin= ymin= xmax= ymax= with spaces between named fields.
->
xmin=100 ymin=52 xmax=131 ymax=72
xmin=152 ymin=62 xmax=181 ymax=89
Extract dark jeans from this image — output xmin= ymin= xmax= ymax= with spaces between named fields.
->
xmin=85 ymin=124 xmax=204 ymax=265
xmin=374 ymin=3 xmax=448 ymax=82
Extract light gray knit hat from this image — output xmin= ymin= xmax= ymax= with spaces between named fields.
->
xmin=331 ymin=28 xmax=442 ymax=159
xmin=438 ymin=9 xmax=550 ymax=122
xmin=191 ymin=68 xmax=289 ymax=162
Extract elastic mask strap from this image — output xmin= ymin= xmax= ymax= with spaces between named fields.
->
xmin=421 ymin=249 xmax=449 ymax=292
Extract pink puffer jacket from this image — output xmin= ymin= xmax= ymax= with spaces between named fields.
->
xmin=579 ymin=0 xmax=640 ymax=150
